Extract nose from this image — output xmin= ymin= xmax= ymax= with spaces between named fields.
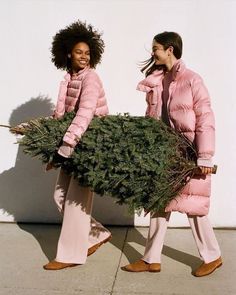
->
xmin=80 ymin=52 xmax=87 ymax=59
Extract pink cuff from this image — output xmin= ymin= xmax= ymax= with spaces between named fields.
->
xmin=197 ymin=158 xmax=213 ymax=168
xmin=58 ymin=142 xmax=74 ymax=158
xmin=53 ymin=111 xmax=64 ymax=119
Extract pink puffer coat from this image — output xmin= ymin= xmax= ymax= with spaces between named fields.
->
xmin=137 ymin=60 xmax=215 ymax=215
xmin=54 ymin=67 xmax=108 ymax=153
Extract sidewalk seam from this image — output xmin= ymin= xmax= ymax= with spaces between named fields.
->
xmin=110 ymin=227 xmax=129 ymax=295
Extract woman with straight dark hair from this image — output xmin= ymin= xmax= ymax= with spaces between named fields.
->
xmin=122 ymin=32 xmax=222 ymax=277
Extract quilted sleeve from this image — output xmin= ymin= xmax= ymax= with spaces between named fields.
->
xmin=62 ymin=71 xmax=101 ymax=147
xmin=192 ymin=75 xmax=215 ymax=165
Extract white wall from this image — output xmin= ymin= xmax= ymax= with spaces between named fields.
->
xmin=0 ymin=0 xmax=235 ymax=227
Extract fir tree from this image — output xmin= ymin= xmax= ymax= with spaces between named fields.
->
xmin=8 ymin=113 xmax=216 ymax=213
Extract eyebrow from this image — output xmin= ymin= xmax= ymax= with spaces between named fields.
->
xmin=152 ymin=46 xmax=164 ymax=52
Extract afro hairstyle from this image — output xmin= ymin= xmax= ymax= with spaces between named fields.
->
xmin=51 ymin=20 xmax=105 ymax=70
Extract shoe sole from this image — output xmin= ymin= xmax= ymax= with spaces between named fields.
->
xmin=149 ymin=269 xmax=161 ymax=273
xmin=43 ymin=263 xmax=78 ymax=270
xmin=121 ymin=267 xmax=161 ymax=273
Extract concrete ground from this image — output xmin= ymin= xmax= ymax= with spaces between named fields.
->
xmin=0 ymin=223 xmax=235 ymax=295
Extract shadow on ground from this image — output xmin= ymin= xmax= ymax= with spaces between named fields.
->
xmin=18 ymin=223 xmax=201 ymax=272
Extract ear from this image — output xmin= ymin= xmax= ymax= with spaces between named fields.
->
xmin=67 ymin=53 xmax=71 ymax=58
xmin=168 ymin=46 xmax=174 ymax=55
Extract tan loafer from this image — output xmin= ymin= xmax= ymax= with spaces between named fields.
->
xmin=121 ymin=259 xmax=161 ymax=272
xmin=87 ymin=235 xmax=112 ymax=256
xmin=194 ymin=257 xmax=222 ymax=277
xmin=43 ymin=260 xmax=78 ymax=270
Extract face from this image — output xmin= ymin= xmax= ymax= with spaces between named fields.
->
xmin=69 ymin=42 xmax=90 ymax=71
xmin=152 ymin=40 xmax=171 ymax=66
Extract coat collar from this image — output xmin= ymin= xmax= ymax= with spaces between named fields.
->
xmin=137 ymin=59 xmax=186 ymax=93
xmin=170 ymin=59 xmax=185 ymax=81
xmin=63 ymin=66 xmax=90 ymax=82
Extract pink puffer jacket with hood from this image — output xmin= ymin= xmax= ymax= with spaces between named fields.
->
xmin=137 ymin=60 xmax=215 ymax=215
xmin=54 ymin=66 xmax=108 ymax=156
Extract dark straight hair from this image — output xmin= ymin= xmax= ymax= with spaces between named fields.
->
xmin=141 ymin=31 xmax=183 ymax=76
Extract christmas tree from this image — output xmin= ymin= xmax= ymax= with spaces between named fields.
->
xmin=7 ymin=113 xmax=215 ymax=213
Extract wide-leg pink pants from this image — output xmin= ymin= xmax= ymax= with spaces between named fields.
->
xmin=53 ymin=169 xmax=111 ymax=264
xmin=143 ymin=212 xmax=221 ymax=264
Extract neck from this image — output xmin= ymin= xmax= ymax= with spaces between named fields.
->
xmin=165 ymin=56 xmax=178 ymax=72
xmin=71 ymin=66 xmax=88 ymax=74
xmin=72 ymin=68 xmax=81 ymax=74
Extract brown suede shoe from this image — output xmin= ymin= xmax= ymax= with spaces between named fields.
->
xmin=43 ymin=260 xmax=78 ymax=270
xmin=194 ymin=257 xmax=222 ymax=277
xmin=121 ymin=259 xmax=161 ymax=272
xmin=87 ymin=235 xmax=112 ymax=257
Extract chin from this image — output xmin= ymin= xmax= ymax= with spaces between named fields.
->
xmin=78 ymin=63 xmax=87 ymax=68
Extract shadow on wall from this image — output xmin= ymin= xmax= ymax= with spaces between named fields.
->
xmin=0 ymin=96 xmax=134 ymax=225
xmin=0 ymin=96 xmax=134 ymax=261
xmin=0 ymin=96 xmax=60 ymax=223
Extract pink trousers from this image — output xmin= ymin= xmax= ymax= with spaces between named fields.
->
xmin=53 ymin=169 xmax=111 ymax=264
xmin=143 ymin=212 xmax=221 ymax=264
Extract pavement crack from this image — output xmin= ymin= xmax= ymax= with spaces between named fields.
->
xmin=110 ymin=227 xmax=129 ymax=295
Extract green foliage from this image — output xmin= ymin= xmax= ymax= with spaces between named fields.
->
xmin=18 ymin=112 xmax=197 ymax=213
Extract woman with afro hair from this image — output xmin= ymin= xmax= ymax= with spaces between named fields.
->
xmin=43 ymin=20 xmax=111 ymax=270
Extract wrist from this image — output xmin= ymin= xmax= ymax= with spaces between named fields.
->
xmin=197 ymin=158 xmax=213 ymax=168
xmin=58 ymin=142 xmax=74 ymax=158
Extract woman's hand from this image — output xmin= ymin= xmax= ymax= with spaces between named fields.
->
xmin=45 ymin=162 xmax=55 ymax=171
